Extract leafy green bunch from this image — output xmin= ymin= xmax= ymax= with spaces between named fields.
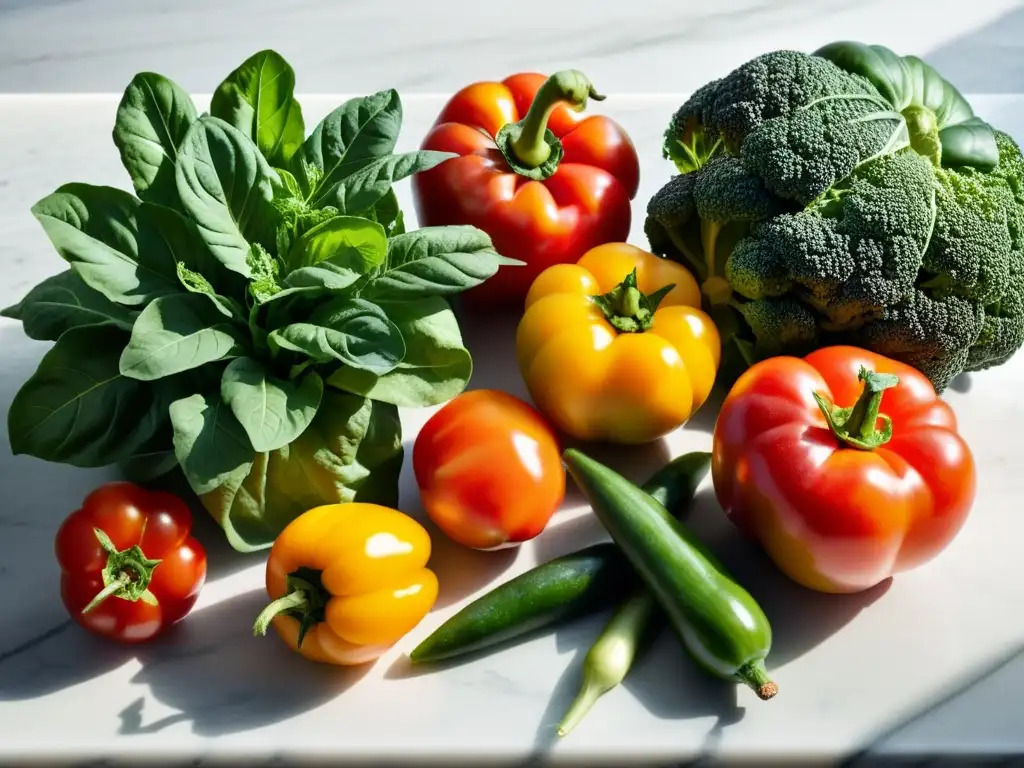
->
xmin=4 ymin=50 xmax=519 ymax=552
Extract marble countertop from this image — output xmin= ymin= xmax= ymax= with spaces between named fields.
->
xmin=2 ymin=45 xmax=1024 ymax=768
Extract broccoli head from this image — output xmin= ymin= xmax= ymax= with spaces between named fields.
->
xmin=726 ymin=150 xmax=937 ymax=329
xmin=853 ymin=289 xmax=984 ymax=391
xmin=647 ymin=41 xmax=1024 ymax=392
xmin=662 ymin=49 xmax=908 ymax=204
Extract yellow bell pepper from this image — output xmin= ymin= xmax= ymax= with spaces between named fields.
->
xmin=252 ymin=503 xmax=438 ymax=665
xmin=516 ymin=242 xmax=721 ymax=444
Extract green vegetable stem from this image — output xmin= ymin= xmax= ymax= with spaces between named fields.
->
xmin=2 ymin=49 xmax=523 ymax=552
xmin=408 ymin=453 xmax=715 ymax=665
xmin=557 ymin=451 xmax=711 ymax=737
xmin=563 ymin=449 xmax=778 ymax=701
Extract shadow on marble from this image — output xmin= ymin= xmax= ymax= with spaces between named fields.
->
xmin=681 ymin=486 xmax=892 ymax=670
xmin=0 ymin=619 xmax=126 ymax=701
xmin=947 ymin=372 xmax=973 ymax=394
xmin=530 ymin=608 xmax=746 ymax=751
xmin=394 ymin=436 xmax=522 ymax=611
xmin=925 ymin=6 xmax=1024 ymax=95
xmin=842 ymin=640 xmax=1024 ymax=765
xmin=526 ymin=490 xmax=890 ymax=749
xmin=425 ymin=523 xmax=521 ymax=611
xmin=113 ymin=588 xmax=367 ymax=737
xmin=456 ymin=307 xmax=532 ymax=402
xmin=0 ymin=587 xmax=360 ymax=738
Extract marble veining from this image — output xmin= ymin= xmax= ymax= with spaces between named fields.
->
xmin=1 ymin=0 xmax=1023 ymax=94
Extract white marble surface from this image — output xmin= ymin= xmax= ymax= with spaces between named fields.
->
xmin=1 ymin=86 xmax=1024 ymax=764
xmin=2 ymin=0 xmax=1024 ymax=96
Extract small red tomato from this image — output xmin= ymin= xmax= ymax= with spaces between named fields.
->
xmin=413 ymin=389 xmax=565 ymax=549
xmin=55 ymin=482 xmax=208 ymax=643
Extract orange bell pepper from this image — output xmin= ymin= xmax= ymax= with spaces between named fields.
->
xmin=253 ymin=503 xmax=438 ymax=665
xmin=516 ymin=243 xmax=721 ymax=444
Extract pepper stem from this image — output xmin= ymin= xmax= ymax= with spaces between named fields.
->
xmin=252 ymin=568 xmax=329 ymax=648
xmin=494 ymin=70 xmax=604 ymax=181
xmin=735 ymin=660 xmax=779 ymax=701
xmin=81 ymin=527 xmax=162 ymax=614
xmin=590 ymin=268 xmax=675 ymax=333
xmin=253 ymin=591 xmax=309 ymax=636
xmin=812 ymin=366 xmax=900 ymax=450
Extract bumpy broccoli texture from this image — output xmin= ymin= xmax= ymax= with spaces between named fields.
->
xmin=647 ymin=42 xmax=1024 ymax=391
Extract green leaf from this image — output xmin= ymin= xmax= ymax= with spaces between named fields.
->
xmin=325 ymin=150 xmax=454 ymax=214
xmin=119 ymin=293 xmax=245 ymax=380
xmin=7 ymin=326 xmax=167 ymax=467
xmin=182 ymin=390 xmax=403 ymax=552
xmin=31 ymin=184 xmax=180 ymax=306
xmin=359 ymin=225 xmax=523 ymax=301
xmin=210 ymin=49 xmax=305 ymax=168
xmin=119 ymin=448 xmax=180 ymax=484
xmin=283 ymin=266 xmax=361 ymax=292
xmin=286 ymin=214 xmax=385 ymax=280
xmin=220 ymin=357 xmax=323 ymax=452
xmin=369 ymin=188 xmax=406 ymax=237
xmin=138 ymin=201 xmax=236 ymax=294
xmin=264 ymin=391 xmax=403 ymax=520
xmin=268 ymin=297 xmax=405 ymax=373
xmin=292 ymin=90 xmax=403 ymax=207
xmin=170 ymin=391 xmax=256 ymax=496
xmin=175 ymin=115 xmax=282 ymax=279
xmin=113 ymin=72 xmax=197 ymax=211
xmin=175 ymin=261 xmax=244 ymax=319
xmin=2 ymin=269 xmax=135 ymax=341
xmin=327 ymin=296 xmax=471 ymax=407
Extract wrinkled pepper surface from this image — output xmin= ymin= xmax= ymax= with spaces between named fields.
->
xmin=412 ymin=70 xmax=640 ymax=310
xmin=56 ymin=482 xmax=207 ymax=644
xmin=253 ymin=503 xmax=438 ymax=665
xmin=713 ymin=346 xmax=977 ymax=594
xmin=517 ymin=243 xmax=720 ymax=444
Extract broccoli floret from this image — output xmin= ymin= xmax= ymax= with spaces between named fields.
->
xmin=736 ymin=297 xmax=820 ymax=358
xmin=741 ymin=99 xmax=906 ymax=204
xmin=919 ymin=167 xmax=1013 ymax=305
xmin=963 ymin=130 xmax=1024 ymax=370
xmin=726 ymin=150 xmax=936 ymax=329
xmin=854 ymin=289 xmax=984 ymax=392
xmin=693 ymin=156 xmax=786 ymax=223
xmin=692 ymin=157 xmax=789 ymax=284
xmin=644 ymin=171 xmax=703 ymax=275
xmin=702 ymin=51 xmax=876 ymax=151
xmin=663 ymin=78 xmax=724 ymax=173
xmin=967 ymin=273 xmax=1024 ymax=371
xmin=690 ymin=49 xmax=905 ymax=203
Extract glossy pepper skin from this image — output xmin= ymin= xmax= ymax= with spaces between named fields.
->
xmin=412 ymin=70 xmax=640 ymax=311
xmin=516 ymin=242 xmax=721 ymax=444
xmin=713 ymin=346 xmax=977 ymax=594
xmin=55 ymin=482 xmax=207 ymax=644
xmin=413 ymin=389 xmax=565 ymax=550
xmin=253 ymin=503 xmax=438 ymax=665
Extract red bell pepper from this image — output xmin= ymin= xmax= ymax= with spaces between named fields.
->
xmin=412 ymin=70 xmax=640 ymax=311
xmin=55 ymin=482 xmax=208 ymax=643
xmin=712 ymin=346 xmax=976 ymax=595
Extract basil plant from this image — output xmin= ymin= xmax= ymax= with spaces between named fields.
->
xmin=4 ymin=50 xmax=519 ymax=552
